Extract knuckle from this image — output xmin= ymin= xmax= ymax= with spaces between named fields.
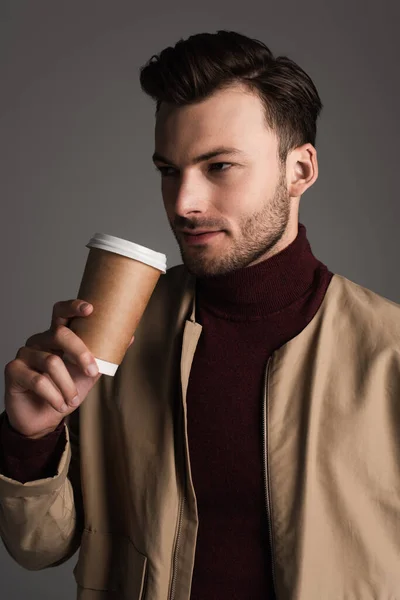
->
xmin=45 ymin=353 xmax=63 ymax=370
xmin=31 ymin=373 xmax=47 ymax=391
xmin=79 ymin=350 xmax=94 ymax=365
xmin=53 ymin=300 xmax=68 ymax=313
xmin=25 ymin=334 xmax=39 ymax=347
xmin=4 ymin=359 xmax=17 ymax=378
xmin=51 ymin=301 xmax=61 ymax=318
xmin=16 ymin=346 xmax=26 ymax=358
xmin=53 ymin=325 xmax=70 ymax=342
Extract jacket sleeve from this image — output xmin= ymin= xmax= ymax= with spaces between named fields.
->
xmin=0 ymin=408 xmax=83 ymax=570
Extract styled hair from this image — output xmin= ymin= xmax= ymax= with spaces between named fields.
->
xmin=139 ymin=30 xmax=323 ymax=165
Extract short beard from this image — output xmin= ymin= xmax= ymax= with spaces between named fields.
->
xmin=171 ymin=171 xmax=291 ymax=278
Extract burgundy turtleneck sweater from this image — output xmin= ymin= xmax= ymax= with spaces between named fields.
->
xmin=0 ymin=222 xmax=333 ymax=600
xmin=186 ymin=223 xmax=333 ymax=599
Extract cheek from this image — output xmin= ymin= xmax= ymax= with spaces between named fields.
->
xmin=218 ymin=170 xmax=262 ymax=212
xmin=216 ymin=190 xmax=257 ymax=222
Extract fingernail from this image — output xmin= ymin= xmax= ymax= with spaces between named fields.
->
xmin=80 ymin=303 xmax=90 ymax=312
xmin=60 ymin=403 xmax=68 ymax=413
xmin=86 ymin=363 xmax=99 ymax=377
xmin=70 ymin=395 xmax=80 ymax=407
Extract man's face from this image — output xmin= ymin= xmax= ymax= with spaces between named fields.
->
xmin=153 ymin=84 xmax=293 ymax=277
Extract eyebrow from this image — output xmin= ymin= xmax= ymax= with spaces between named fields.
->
xmin=152 ymin=147 xmax=245 ymax=167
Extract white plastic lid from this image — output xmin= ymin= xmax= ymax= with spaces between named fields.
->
xmin=62 ymin=353 xmax=119 ymax=377
xmin=94 ymin=357 xmax=119 ymax=376
xmin=86 ymin=233 xmax=167 ymax=273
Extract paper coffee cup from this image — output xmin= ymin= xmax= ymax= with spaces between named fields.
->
xmin=66 ymin=233 xmax=167 ymax=376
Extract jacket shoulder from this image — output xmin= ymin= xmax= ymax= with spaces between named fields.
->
xmin=135 ymin=263 xmax=194 ymax=336
xmin=333 ymin=274 xmax=400 ymax=345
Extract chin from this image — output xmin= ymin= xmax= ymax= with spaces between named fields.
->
xmin=180 ymin=254 xmax=215 ymax=277
xmin=181 ymin=255 xmax=236 ymax=278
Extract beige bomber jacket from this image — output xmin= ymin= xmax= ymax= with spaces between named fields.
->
xmin=1 ymin=264 xmax=400 ymax=600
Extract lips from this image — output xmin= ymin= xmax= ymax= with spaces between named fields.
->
xmin=181 ymin=230 xmax=223 ymax=245
xmin=180 ymin=230 xmax=219 ymax=235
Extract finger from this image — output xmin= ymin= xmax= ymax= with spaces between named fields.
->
xmin=51 ymin=299 xmax=93 ymax=330
xmin=15 ymin=347 xmax=80 ymax=409
xmin=6 ymin=358 xmax=71 ymax=414
xmin=25 ymin=326 xmax=99 ymax=377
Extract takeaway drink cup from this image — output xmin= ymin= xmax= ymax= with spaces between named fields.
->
xmin=66 ymin=233 xmax=167 ymax=376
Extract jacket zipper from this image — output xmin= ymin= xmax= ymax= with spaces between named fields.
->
xmin=141 ymin=559 xmax=149 ymax=600
xmin=169 ymin=492 xmax=184 ymax=600
xmin=169 ymin=381 xmax=188 ymax=600
xmin=263 ymin=356 xmax=277 ymax=596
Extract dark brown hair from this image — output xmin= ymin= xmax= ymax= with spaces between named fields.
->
xmin=139 ymin=30 xmax=323 ymax=164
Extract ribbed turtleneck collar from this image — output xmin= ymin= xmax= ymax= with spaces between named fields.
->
xmin=196 ymin=222 xmax=324 ymax=319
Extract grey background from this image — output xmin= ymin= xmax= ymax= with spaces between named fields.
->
xmin=1 ymin=0 xmax=399 ymax=597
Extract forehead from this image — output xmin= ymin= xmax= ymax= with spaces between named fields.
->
xmin=154 ymin=85 xmax=278 ymax=159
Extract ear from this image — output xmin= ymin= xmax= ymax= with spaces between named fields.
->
xmin=286 ymin=143 xmax=318 ymax=198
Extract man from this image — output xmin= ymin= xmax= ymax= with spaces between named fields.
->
xmin=1 ymin=29 xmax=400 ymax=600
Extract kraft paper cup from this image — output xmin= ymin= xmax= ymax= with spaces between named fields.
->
xmin=65 ymin=233 xmax=167 ymax=376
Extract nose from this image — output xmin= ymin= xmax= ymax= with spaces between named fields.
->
xmin=169 ymin=184 xmax=209 ymax=218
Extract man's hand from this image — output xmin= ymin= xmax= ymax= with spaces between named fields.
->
xmin=4 ymin=299 xmax=134 ymax=439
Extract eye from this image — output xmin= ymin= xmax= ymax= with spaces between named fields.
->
xmin=208 ymin=162 xmax=232 ymax=173
xmin=154 ymin=163 xmax=232 ymax=177
xmin=154 ymin=166 xmax=176 ymax=177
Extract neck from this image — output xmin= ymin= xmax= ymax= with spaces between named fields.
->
xmin=196 ymin=222 xmax=327 ymax=318
xmin=247 ymin=219 xmax=299 ymax=267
